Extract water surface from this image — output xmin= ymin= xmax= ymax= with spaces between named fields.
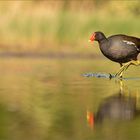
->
xmin=0 ymin=58 xmax=140 ymax=140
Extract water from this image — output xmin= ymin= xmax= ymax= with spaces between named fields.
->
xmin=0 ymin=58 xmax=140 ymax=140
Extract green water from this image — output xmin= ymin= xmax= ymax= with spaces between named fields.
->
xmin=0 ymin=58 xmax=140 ymax=140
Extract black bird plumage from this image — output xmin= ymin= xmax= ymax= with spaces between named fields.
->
xmin=89 ymin=31 xmax=140 ymax=77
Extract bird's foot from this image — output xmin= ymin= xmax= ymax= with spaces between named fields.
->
xmin=115 ymin=60 xmax=140 ymax=78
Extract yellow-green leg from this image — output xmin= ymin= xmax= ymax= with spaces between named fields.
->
xmin=115 ymin=60 xmax=140 ymax=78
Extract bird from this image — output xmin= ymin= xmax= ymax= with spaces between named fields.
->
xmin=89 ymin=31 xmax=140 ymax=78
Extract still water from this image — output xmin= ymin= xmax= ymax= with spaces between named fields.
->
xmin=0 ymin=58 xmax=140 ymax=140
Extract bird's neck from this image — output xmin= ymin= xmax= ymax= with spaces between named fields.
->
xmin=98 ymin=38 xmax=108 ymax=48
xmin=98 ymin=36 xmax=107 ymax=43
xmin=98 ymin=39 xmax=109 ymax=55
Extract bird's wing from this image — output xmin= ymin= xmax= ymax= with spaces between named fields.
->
xmin=108 ymin=34 xmax=140 ymax=51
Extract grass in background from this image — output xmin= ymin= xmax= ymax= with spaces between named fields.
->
xmin=0 ymin=1 xmax=139 ymax=54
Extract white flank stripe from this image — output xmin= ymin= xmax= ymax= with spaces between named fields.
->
xmin=123 ymin=40 xmax=140 ymax=51
xmin=123 ymin=40 xmax=135 ymax=45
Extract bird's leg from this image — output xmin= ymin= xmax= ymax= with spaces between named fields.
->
xmin=116 ymin=63 xmax=130 ymax=77
xmin=119 ymin=63 xmax=123 ymax=78
xmin=115 ymin=60 xmax=140 ymax=78
xmin=115 ymin=63 xmax=129 ymax=78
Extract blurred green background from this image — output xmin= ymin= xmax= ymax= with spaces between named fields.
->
xmin=0 ymin=0 xmax=140 ymax=54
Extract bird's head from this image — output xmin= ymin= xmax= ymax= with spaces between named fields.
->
xmin=89 ymin=31 xmax=106 ymax=43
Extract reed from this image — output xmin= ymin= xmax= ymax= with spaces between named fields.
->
xmin=0 ymin=1 xmax=139 ymax=53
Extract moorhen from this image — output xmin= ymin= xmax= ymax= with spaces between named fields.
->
xmin=89 ymin=31 xmax=140 ymax=77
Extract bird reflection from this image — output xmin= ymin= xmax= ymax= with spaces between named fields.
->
xmin=95 ymin=92 xmax=136 ymax=122
xmin=87 ymin=80 xmax=140 ymax=128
